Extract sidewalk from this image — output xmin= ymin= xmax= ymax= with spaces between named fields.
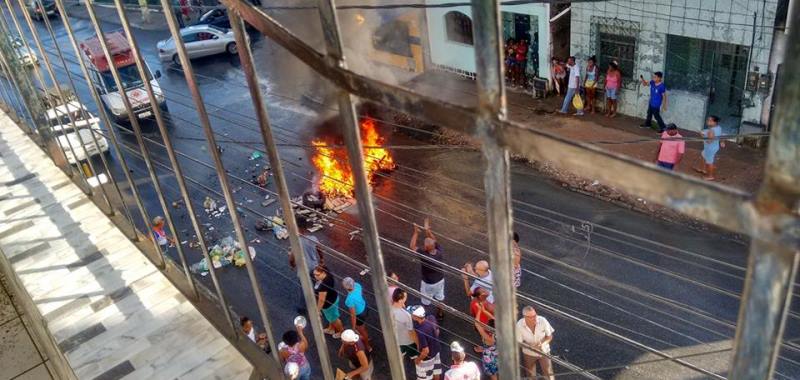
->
xmin=63 ymin=0 xmax=201 ymax=31
xmin=407 ymin=71 xmax=765 ymax=195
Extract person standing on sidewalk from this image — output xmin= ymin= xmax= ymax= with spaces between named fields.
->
xmin=475 ymin=319 xmax=498 ymax=380
xmin=583 ymin=56 xmax=599 ymax=113
xmin=695 ymin=115 xmax=724 ymax=181
xmin=516 ymin=306 xmax=555 ymax=380
xmin=343 ymin=277 xmax=372 ymax=352
xmin=653 ymin=123 xmax=685 ymax=170
xmin=444 ymin=342 xmax=481 ymax=380
xmin=559 ymin=56 xmax=583 ymax=116
xmin=639 ymin=72 xmax=668 ymax=132
xmin=604 ymin=61 xmax=622 ymax=117
xmin=410 ymin=218 xmax=445 ymax=321
xmin=312 ymin=265 xmax=343 ymax=339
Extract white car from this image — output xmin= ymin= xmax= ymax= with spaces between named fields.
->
xmin=157 ymin=25 xmax=239 ymax=64
xmin=46 ymin=101 xmax=109 ymax=164
xmin=10 ymin=37 xmax=38 ymax=67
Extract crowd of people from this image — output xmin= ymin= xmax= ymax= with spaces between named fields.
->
xmin=551 ymin=56 xmax=726 ymax=181
xmin=257 ymin=218 xmax=558 ymax=380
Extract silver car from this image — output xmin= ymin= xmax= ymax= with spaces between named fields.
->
xmin=9 ymin=37 xmax=38 ymax=67
xmin=156 ymin=25 xmax=239 ymax=65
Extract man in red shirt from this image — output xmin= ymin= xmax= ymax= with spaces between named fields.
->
xmin=654 ymin=123 xmax=685 ymax=170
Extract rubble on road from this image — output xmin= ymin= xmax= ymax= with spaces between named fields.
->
xmin=189 ymin=236 xmax=257 ymax=275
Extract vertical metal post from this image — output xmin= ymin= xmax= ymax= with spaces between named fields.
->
xmin=229 ymin=11 xmax=334 ymax=380
xmin=730 ymin=8 xmax=800 ymax=379
xmin=40 ymin=0 xmax=133 ymax=223
xmin=52 ymin=0 xmax=144 ymax=241
xmin=32 ymin=0 xmax=116 ymax=214
xmin=316 ymin=1 xmax=405 ymax=379
xmin=81 ymin=0 xmax=170 ymax=259
xmin=471 ymin=1 xmax=518 ymax=379
xmin=110 ymin=0 xmax=242 ymax=330
xmin=6 ymin=0 xmax=94 ymax=191
xmin=158 ymin=0 xmax=281 ymax=366
xmin=0 ymin=3 xmax=73 ymax=169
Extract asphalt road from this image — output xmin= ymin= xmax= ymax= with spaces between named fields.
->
xmin=3 ymin=4 xmax=800 ymax=379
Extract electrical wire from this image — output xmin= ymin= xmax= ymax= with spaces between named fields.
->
xmin=21 ymin=26 xmax=800 ymax=374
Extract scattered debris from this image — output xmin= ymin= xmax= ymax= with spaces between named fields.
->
xmin=203 ymin=196 xmax=217 ymax=211
xmin=250 ymin=150 xmax=264 ymax=160
xmin=261 ymin=198 xmax=276 ymax=208
xmin=359 ymin=268 xmax=370 ymax=276
xmin=172 ymin=199 xmax=184 ymax=208
xmin=307 ymin=224 xmax=323 ymax=233
xmin=348 ymin=229 xmax=361 ymax=240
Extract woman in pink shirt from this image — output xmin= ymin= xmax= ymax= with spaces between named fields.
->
xmin=604 ymin=61 xmax=621 ymax=117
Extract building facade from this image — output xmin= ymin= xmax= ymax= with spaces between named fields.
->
xmin=424 ymin=0 xmax=551 ymax=80
xmin=570 ymin=0 xmax=784 ymax=133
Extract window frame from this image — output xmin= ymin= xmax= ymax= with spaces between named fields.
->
xmin=444 ymin=11 xmax=474 ymax=46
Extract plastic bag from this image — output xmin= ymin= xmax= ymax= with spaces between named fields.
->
xmin=572 ymin=94 xmax=584 ymax=110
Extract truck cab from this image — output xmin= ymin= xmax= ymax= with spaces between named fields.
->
xmin=80 ymin=31 xmax=166 ymax=124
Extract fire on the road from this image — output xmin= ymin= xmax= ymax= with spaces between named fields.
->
xmin=311 ymin=119 xmax=395 ymax=198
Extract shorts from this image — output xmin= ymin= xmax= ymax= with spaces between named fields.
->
xmin=415 ymin=352 xmax=442 ymax=380
xmin=348 ymin=360 xmax=374 ymax=380
xmin=355 ymin=307 xmax=369 ymax=326
xmin=400 ymin=343 xmax=419 ymax=358
xmin=656 ymin=161 xmax=675 ymax=170
xmin=322 ymin=298 xmax=340 ymax=323
xmin=420 ymin=279 xmax=445 ymax=305
xmin=605 ymin=88 xmax=617 ymax=100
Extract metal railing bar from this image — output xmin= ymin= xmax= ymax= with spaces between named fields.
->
xmin=228 ymin=10 xmax=335 ymax=380
xmin=85 ymin=118 xmax=739 ymax=379
xmin=221 ymin=0 xmax=761 ymax=238
xmin=8 ymin=0 xmax=97 ymax=196
xmin=158 ymin=0 xmax=283 ymax=368
xmin=51 ymin=0 xmax=147 ymax=241
xmin=81 ymin=0 xmax=175 ymax=263
xmin=33 ymin=0 xmax=117 ymax=216
xmin=470 ymin=0 xmax=519 ymax=379
xmin=45 ymin=0 xmax=139 ymax=236
xmin=0 ymin=1 xmax=81 ymax=182
xmin=110 ymin=0 xmax=247 ymax=309
xmin=315 ymin=0 xmax=406 ymax=378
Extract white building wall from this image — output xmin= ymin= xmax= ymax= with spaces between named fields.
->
xmin=570 ymin=0 xmax=777 ymax=131
xmin=425 ymin=0 xmax=551 ymax=79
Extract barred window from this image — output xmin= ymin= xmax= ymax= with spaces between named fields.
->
xmin=597 ymin=32 xmax=636 ymax=79
xmin=445 ymin=11 xmax=473 ymax=45
xmin=373 ymin=20 xmax=413 ymax=57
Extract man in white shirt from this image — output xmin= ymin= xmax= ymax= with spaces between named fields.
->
xmin=516 ymin=306 xmax=555 ymax=380
xmin=443 ymin=341 xmax=480 ymax=380
xmin=461 ymin=260 xmax=494 ymax=303
xmin=559 ymin=56 xmax=584 ymax=116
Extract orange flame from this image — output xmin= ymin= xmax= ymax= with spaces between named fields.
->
xmin=311 ymin=119 xmax=395 ymax=198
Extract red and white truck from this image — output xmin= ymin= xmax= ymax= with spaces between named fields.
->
xmin=80 ymin=31 xmax=166 ymax=123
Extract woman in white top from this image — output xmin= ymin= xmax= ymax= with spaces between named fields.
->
xmin=516 ymin=306 xmax=555 ymax=380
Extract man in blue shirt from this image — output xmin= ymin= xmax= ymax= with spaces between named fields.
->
xmin=639 ymin=71 xmax=668 ymax=132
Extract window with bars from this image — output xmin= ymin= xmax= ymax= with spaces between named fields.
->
xmin=372 ymin=20 xmax=413 ymax=57
xmin=445 ymin=11 xmax=473 ymax=45
xmin=597 ymin=32 xmax=636 ymax=80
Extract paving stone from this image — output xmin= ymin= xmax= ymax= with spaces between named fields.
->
xmin=0 ymin=318 xmax=42 ymax=379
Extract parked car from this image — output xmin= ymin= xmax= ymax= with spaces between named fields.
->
xmin=9 ymin=37 xmax=38 ymax=67
xmin=194 ymin=7 xmax=256 ymax=30
xmin=156 ymin=25 xmax=239 ymax=64
xmin=25 ymin=0 xmax=56 ymax=20
xmin=46 ymin=100 xmax=109 ymax=164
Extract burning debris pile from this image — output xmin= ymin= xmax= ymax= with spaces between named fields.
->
xmin=311 ymin=118 xmax=396 ymax=199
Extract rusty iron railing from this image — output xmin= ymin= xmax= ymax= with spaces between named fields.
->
xmin=0 ymin=0 xmax=797 ymax=379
